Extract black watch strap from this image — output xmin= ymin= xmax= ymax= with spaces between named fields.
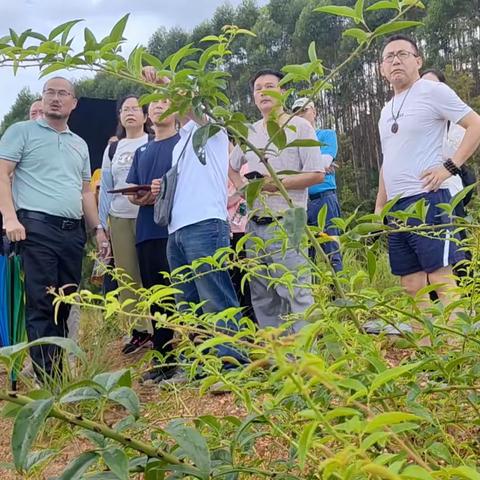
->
xmin=443 ymin=158 xmax=461 ymax=176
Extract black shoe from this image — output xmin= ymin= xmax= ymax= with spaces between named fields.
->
xmin=121 ymin=330 xmax=153 ymax=355
xmin=140 ymin=365 xmax=179 ymax=384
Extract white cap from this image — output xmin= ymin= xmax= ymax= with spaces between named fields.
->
xmin=292 ymin=97 xmax=315 ymax=112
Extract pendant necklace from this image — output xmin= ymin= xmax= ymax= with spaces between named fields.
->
xmin=390 ymin=80 xmax=417 ymax=134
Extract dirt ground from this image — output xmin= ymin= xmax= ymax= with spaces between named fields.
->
xmin=0 ymin=340 xmax=247 ymax=479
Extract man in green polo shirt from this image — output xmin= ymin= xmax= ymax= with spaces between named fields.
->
xmin=0 ymin=76 xmax=108 ymax=381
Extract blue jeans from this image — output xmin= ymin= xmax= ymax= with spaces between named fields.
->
xmin=307 ymin=190 xmax=343 ymax=272
xmin=167 ymin=219 xmax=245 ymax=362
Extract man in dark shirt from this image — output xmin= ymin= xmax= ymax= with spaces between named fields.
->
xmin=126 ymin=99 xmax=180 ymax=383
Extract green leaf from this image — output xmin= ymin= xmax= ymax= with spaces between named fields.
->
xmin=59 ymin=387 xmax=101 ymax=404
xmin=192 ymin=123 xmax=221 ymax=165
xmin=361 ymin=431 xmax=390 ymax=450
xmin=165 ymin=420 xmax=211 ymax=477
xmin=24 ymin=450 xmax=56 ymax=471
xmin=200 ymin=35 xmax=221 ymax=43
xmin=316 ymin=204 xmax=328 ymax=232
xmin=9 ymin=28 xmax=19 ymax=46
xmin=12 ymin=398 xmax=54 ymax=470
xmin=343 ymin=28 xmax=370 ymax=44
xmin=325 ymin=407 xmax=361 ymax=420
xmin=58 ymin=451 xmax=99 ymax=480
xmin=244 ymin=179 xmax=264 ymax=209
xmin=196 ymin=336 xmax=229 ymax=353
xmin=450 ymin=182 xmax=477 ymax=213
xmin=354 ymin=222 xmax=389 ymax=235
xmin=108 ymin=387 xmax=140 ymax=419
xmin=401 ymin=465 xmax=433 ymax=480
xmin=93 ymin=369 xmax=132 ymax=392
xmin=308 ymin=41 xmax=317 ymax=62
xmin=39 ymin=62 xmax=66 ymax=78
xmin=366 ymin=1 xmax=399 ymax=11
xmin=168 ymin=43 xmax=198 ymax=71
xmin=442 ymin=467 xmax=480 ymax=480
xmin=400 ymin=0 xmax=425 ymax=8
xmin=354 ymin=0 xmax=365 ymax=23
xmin=370 ymin=363 xmax=420 ymax=394
xmin=26 ymin=31 xmax=48 ymax=42
xmin=362 ymin=463 xmax=402 ymax=480
xmin=84 ymin=27 xmax=97 ymax=49
xmin=142 ymin=52 xmax=164 ymax=70
xmin=285 ymin=139 xmax=322 ymax=148
xmin=266 ymin=120 xmax=287 ymax=150
xmin=102 ymin=447 xmax=129 ymax=480
xmin=314 ymin=5 xmax=358 ymax=21
xmin=2 ymin=402 xmax=22 ymax=419
xmin=0 ymin=337 xmax=86 ymax=363
xmin=373 ymin=21 xmax=423 ymax=38
xmin=427 ymin=442 xmax=452 ymax=463
xmin=48 ymin=19 xmax=83 ymax=41
xmin=380 ymin=195 xmax=401 ymax=218
xmin=297 ymin=421 xmax=317 ymax=470
xmin=109 ymin=14 xmax=129 ymax=43
xmin=80 ymin=429 xmax=107 ymax=449
xmin=365 ymin=412 xmax=421 ymax=433
xmin=127 ymin=46 xmax=145 ymax=77
xmin=282 ymin=207 xmax=307 ymax=252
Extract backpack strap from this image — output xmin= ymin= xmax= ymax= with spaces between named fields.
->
xmin=108 ymin=141 xmax=119 ymax=161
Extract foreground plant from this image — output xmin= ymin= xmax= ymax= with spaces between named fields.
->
xmin=3 ymin=0 xmax=480 ymax=479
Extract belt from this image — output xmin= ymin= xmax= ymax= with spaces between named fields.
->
xmin=17 ymin=210 xmax=82 ymax=231
xmin=251 ymin=215 xmax=283 ymax=225
xmin=309 ymin=189 xmax=336 ymax=201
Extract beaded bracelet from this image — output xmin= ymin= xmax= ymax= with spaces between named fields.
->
xmin=443 ymin=158 xmax=461 ymax=176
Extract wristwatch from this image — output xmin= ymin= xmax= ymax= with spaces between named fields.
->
xmin=443 ymin=158 xmax=461 ymax=176
xmin=94 ymin=224 xmax=104 ymax=232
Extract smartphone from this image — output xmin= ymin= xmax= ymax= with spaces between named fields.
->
xmin=244 ymin=171 xmax=264 ymax=180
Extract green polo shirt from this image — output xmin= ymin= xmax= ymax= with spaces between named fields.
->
xmin=0 ymin=119 xmax=91 ymax=219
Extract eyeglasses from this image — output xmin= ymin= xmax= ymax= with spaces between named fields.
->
xmin=42 ymin=89 xmax=73 ymax=98
xmin=120 ymin=106 xmax=143 ymax=113
xmin=382 ymin=50 xmax=418 ymax=63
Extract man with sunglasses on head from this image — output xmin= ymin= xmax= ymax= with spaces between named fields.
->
xmin=0 ymin=77 xmax=109 ymax=381
xmin=375 ymin=34 xmax=480 ymax=307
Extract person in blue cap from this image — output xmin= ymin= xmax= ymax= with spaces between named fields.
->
xmin=293 ymin=97 xmax=343 ymax=272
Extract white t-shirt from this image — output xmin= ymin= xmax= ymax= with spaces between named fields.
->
xmin=379 ymin=79 xmax=471 ymax=200
xmin=101 ymin=135 xmax=149 ymax=218
xmin=230 ymin=116 xmax=325 ymax=215
xmin=169 ymin=121 xmax=229 ymax=234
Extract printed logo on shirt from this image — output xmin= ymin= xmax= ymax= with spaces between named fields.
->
xmin=116 ymin=151 xmax=135 ymax=166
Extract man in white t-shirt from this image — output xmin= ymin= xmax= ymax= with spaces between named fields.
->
xmin=144 ymin=68 xmax=246 ymax=374
xmin=375 ymin=34 xmax=480 ymax=302
xmin=229 ymin=69 xmax=325 ymax=331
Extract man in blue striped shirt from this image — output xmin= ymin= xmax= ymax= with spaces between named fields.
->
xmin=293 ymin=98 xmax=343 ymax=272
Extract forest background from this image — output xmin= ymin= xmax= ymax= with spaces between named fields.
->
xmin=1 ymin=0 xmax=479 ymax=215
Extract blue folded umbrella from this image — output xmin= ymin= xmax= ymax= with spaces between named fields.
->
xmin=0 ymin=254 xmax=10 ymax=347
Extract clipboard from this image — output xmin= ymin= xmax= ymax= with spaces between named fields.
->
xmin=108 ymin=185 xmax=151 ymax=195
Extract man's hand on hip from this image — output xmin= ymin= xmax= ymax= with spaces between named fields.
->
xmin=420 ymin=165 xmax=451 ymax=192
xmin=4 ymin=217 xmax=26 ymax=242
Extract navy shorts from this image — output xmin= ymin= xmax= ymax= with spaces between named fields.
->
xmin=387 ymin=189 xmax=458 ymax=276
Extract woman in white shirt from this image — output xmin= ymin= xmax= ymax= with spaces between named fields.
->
xmin=99 ymin=95 xmax=152 ymax=354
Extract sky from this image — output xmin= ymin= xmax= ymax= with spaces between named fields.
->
xmin=0 ymin=0 xmax=254 ymax=122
